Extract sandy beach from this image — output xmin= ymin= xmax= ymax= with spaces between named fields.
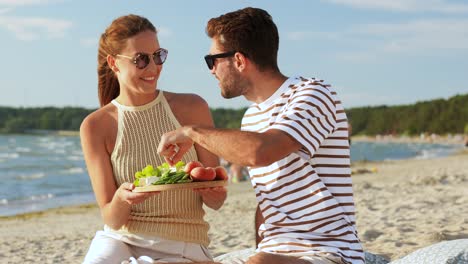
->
xmin=1 ymin=149 xmax=467 ymax=263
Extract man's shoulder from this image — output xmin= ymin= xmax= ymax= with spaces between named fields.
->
xmin=286 ymin=76 xmax=340 ymax=107
xmin=289 ymin=76 xmax=333 ymax=93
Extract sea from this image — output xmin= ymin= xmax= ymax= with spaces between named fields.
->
xmin=0 ymin=134 xmax=464 ymax=217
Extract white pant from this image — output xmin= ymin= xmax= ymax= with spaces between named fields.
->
xmin=83 ymin=231 xmax=213 ymax=264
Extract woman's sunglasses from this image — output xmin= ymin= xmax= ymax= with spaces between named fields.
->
xmin=116 ymin=48 xmax=168 ymax=69
xmin=204 ymin=51 xmax=236 ymax=70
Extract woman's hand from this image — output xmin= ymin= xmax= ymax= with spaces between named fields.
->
xmin=193 ymin=186 xmax=227 ymax=210
xmin=115 ymin=182 xmax=160 ymax=205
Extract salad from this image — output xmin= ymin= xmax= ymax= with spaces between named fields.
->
xmin=134 ymin=161 xmax=191 ymax=187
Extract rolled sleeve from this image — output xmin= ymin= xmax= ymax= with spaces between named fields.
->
xmin=269 ymin=87 xmax=337 ymax=159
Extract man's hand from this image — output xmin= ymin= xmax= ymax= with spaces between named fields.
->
xmin=157 ymin=126 xmax=195 ymax=166
xmin=193 ymin=186 xmax=227 ymax=210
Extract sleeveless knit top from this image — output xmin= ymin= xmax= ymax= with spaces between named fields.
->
xmin=109 ymin=91 xmax=210 ymax=246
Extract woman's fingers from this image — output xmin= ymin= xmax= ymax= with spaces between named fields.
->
xmin=119 ymin=183 xmax=159 ymax=204
xmin=121 ymin=182 xmax=135 ymax=191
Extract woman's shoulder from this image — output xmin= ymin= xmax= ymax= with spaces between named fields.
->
xmin=80 ymin=103 xmax=117 ymax=136
xmin=164 ymin=91 xmax=209 ymax=112
xmin=163 ymin=91 xmax=211 ymax=125
xmin=164 ymin=91 xmax=207 ymax=107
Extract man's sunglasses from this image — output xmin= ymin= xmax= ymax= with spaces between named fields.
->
xmin=116 ymin=48 xmax=168 ymax=69
xmin=204 ymin=51 xmax=236 ymax=70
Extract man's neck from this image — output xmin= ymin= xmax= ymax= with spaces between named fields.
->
xmin=244 ymin=71 xmax=288 ymax=104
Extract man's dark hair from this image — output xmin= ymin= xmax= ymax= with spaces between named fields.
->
xmin=206 ymin=7 xmax=280 ymax=72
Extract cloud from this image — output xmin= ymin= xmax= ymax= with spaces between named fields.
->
xmin=286 ymin=31 xmax=340 ymax=41
xmin=324 ymin=0 xmax=468 ymax=13
xmin=157 ymin=26 xmax=173 ymax=38
xmin=286 ymin=18 xmax=468 ymax=62
xmin=0 ymin=0 xmax=56 ymax=6
xmin=80 ymin=37 xmax=98 ymax=48
xmin=0 ymin=7 xmax=12 ymax=14
xmin=352 ymin=19 xmax=468 ymax=51
xmin=0 ymin=15 xmax=72 ymax=41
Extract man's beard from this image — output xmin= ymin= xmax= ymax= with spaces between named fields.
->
xmin=220 ymin=64 xmax=250 ymax=99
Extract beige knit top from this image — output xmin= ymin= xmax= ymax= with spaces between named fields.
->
xmin=109 ymin=90 xmax=210 ymax=246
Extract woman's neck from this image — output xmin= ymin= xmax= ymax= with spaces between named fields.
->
xmin=116 ymin=89 xmax=159 ymax=106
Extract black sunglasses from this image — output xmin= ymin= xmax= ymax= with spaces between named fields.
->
xmin=204 ymin=51 xmax=236 ymax=70
xmin=116 ymin=48 xmax=168 ymax=69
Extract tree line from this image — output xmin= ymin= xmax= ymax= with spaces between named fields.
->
xmin=346 ymin=93 xmax=468 ymax=135
xmin=0 ymin=93 xmax=467 ymax=135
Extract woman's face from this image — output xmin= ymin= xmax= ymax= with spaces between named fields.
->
xmin=114 ymin=30 xmax=163 ymax=95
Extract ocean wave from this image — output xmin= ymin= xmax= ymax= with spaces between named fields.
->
xmin=37 ymin=137 xmax=75 ymax=151
xmin=61 ymin=167 xmax=85 ymax=174
xmin=351 ymin=141 xmax=462 ymax=162
xmin=29 ymin=193 xmax=55 ymax=201
xmin=72 ymin=150 xmax=83 ymax=155
xmin=0 ymin=153 xmax=19 ymax=159
xmin=54 ymin=149 xmax=66 ymax=154
xmin=15 ymin=147 xmax=31 ymax=153
xmin=414 ymin=148 xmax=454 ymax=160
xmin=0 ymin=193 xmax=55 ymax=205
xmin=67 ymin=156 xmax=84 ymax=161
xmin=16 ymin=172 xmax=46 ymax=180
xmin=0 ymin=192 xmax=96 ymax=217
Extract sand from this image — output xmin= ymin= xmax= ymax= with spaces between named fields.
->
xmin=1 ymin=149 xmax=467 ymax=263
xmin=352 ymin=149 xmax=468 ymax=260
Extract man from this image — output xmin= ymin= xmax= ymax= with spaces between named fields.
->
xmin=158 ymin=7 xmax=364 ymax=264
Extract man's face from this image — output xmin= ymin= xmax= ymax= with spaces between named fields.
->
xmin=208 ymin=38 xmax=249 ymax=99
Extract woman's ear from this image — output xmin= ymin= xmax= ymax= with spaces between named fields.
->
xmin=107 ymin=55 xmax=119 ymax=73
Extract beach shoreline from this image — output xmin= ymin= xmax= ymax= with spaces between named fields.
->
xmin=351 ymin=133 xmax=466 ymax=145
xmin=1 ymin=150 xmax=467 ymax=263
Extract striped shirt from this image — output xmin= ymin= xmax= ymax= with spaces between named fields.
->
xmin=241 ymin=76 xmax=364 ymax=264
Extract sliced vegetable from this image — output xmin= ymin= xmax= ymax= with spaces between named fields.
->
xmin=133 ymin=162 xmax=192 ymax=187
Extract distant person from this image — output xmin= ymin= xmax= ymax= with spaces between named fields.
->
xmin=80 ymin=14 xmax=225 ymax=264
xmin=157 ymin=7 xmax=364 ymax=264
xmin=229 ymin=163 xmax=245 ymax=183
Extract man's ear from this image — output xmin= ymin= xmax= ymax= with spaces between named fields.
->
xmin=234 ymin=52 xmax=247 ymax=72
xmin=107 ymin=55 xmax=119 ymax=73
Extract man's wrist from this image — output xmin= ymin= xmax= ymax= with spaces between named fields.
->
xmin=183 ymin=125 xmax=197 ymax=142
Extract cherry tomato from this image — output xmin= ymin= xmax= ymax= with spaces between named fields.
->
xmin=214 ymin=166 xmax=228 ymax=180
xmin=184 ymin=161 xmax=204 ymax=174
xmin=190 ymin=167 xmax=216 ymax=181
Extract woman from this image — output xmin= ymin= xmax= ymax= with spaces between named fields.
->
xmin=80 ymin=14 xmax=226 ymax=264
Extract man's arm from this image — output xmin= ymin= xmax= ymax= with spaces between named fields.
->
xmin=158 ymin=126 xmax=301 ymax=167
xmin=255 ymin=204 xmax=264 ymax=246
xmin=168 ymin=93 xmax=227 ymax=210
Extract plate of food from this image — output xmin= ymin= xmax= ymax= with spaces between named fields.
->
xmin=132 ymin=161 xmax=228 ymax=193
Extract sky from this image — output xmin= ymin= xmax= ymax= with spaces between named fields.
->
xmin=0 ymin=0 xmax=467 ymax=110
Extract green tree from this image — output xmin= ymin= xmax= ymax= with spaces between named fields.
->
xmin=4 ymin=117 xmax=30 ymax=133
